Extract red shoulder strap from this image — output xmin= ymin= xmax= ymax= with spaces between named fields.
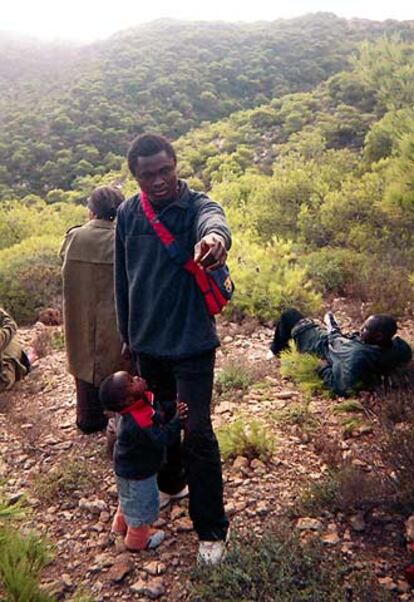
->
xmin=139 ymin=191 xmax=224 ymax=313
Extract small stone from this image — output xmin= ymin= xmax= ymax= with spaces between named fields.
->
xmin=175 ymin=517 xmax=193 ymax=532
xmin=106 ymin=555 xmax=133 ymax=583
xmin=8 ymin=491 xmax=25 ymax=504
xmin=224 ymin=502 xmax=237 ymax=516
xmin=215 ymin=401 xmax=234 ymax=414
xmin=256 ymin=502 xmax=269 ymax=516
xmin=397 ymin=580 xmax=411 ymax=594
xmin=296 ymin=518 xmax=323 ymax=531
xmin=349 ymin=513 xmax=366 ymax=532
xmin=143 ymin=561 xmax=167 ymax=576
xmin=275 ymin=390 xmax=296 ymax=400
xmin=250 ymin=459 xmax=266 ymax=472
xmin=321 ymin=531 xmax=340 ymax=545
xmin=232 ymin=456 xmax=249 ymax=471
xmin=131 ymin=577 xmax=165 ymax=599
xmin=94 ymin=553 xmax=114 ymax=568
xmin=378 ymin=576 xmax=397 ymax=591
xmin=321 ymin=523 xmax=340 ymax=546
xmin=99 ymin=511 xmax=110 ymax=523
xmin=171 ymin=505 xmax=186 ymax=520
xmin=405 ymin=515 xmax=414 ymax=542
xmin=223 ymin=335 xmax=233 ymax=344
xmin=60 ymin=574 xmax=74 ymax=590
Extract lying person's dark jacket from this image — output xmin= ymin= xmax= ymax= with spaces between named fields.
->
xmin=293 ymin=322 xmax=412 ymax=397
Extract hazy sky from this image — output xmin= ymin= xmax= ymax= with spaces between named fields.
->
xmin=2 ymin=0 xmax=413 ymax=42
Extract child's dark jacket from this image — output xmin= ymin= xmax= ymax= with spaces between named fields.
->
xmin=114 ymin=396 xmax=181 ymax=480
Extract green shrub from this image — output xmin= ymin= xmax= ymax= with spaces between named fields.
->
xmin=0 ymin=527 xmax=53 ymax=602
xmin=279 ymin=344 xmax=328 ymax=398
xmin=228 ymin=230 xmax=322 ymax=321
xmin=0 ymin=494 xmax=54 ymax=602
xmin=274 ymin=401 xmax=318 ymax=430
xmin=215 ymin=360 xmax=254 ymax=394
xmin=216 ymin=417 xmax=275 ymax=462
xmin=0 ymin=199 xmax=86 ymax=251
xmin=191 ymin=525 xmax=392 ymax=602
xmin=294 ymin=465 xmax=383 ymax=517
xmin=0 ymin=236 xmax=61 ymax=323
xmin=303 ymin=247 xmax=367 ymax=294
xmin=33 ymin=459 xmax=92 ymax=501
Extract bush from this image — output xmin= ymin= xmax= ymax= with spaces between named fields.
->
xmin=303 ymin=247 xmax=367 ymax=294
xmin=0 ymin=528 xmax=53 ymax=602
xmin=0 ymin=494 xmax=53 ymax=602
xmin=0 ymin=236 xmax=62 ymax=323
xmin=228 ymin=230 xmax=321 ymax=321
xmin=33 ymin=459 xmax=92 ymax=501
xmin=190 ymin=524 xmax=392 ymax=602
xmin=279 ymin=343 xmax=328 ymax=398
xmin=294 ymin=464 xmax=384 ymax=517
xmin=273 ymin=401 xmax=318 ymax=430
xmin=0 ymin=199 xmax=86 ymax=251
xmin=215 ymin=360 xmax=254 ymax=394
xmin=216 ymin=417 xmax=275 ymax=462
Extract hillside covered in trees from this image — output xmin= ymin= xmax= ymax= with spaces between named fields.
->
xmin=1 ymin=13 xmax=414 ymax=323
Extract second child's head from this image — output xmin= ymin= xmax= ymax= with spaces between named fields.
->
xmin=99 ymin=371 xmax=148 ymax=412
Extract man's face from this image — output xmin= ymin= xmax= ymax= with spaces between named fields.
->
xmin=135 ymin=150 xmax=178 ymax=204
xmin=360 ymin=316 xmax=381 ymax=345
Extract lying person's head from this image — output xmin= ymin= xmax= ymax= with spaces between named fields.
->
xmin=99 ymin=371 xmax=148 ymax=412
xmin=360 ymin=314 xmax=397 ymax=347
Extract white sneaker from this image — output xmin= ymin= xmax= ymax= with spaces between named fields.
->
xmin=159 ymin=485 xmax=189 ymax=509
xmin=266 ymin=349 xmax=275 ymax=360
xmin=197 ymin=540 xmax=227 ymax=565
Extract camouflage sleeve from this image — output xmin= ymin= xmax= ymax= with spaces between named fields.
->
xmin=0 ymin=308 xmax=17 ymax=353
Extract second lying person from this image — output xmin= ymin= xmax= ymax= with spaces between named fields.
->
xmin=99 ymin=371 xmax=187 ymax=551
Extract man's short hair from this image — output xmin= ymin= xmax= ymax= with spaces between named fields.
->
xmin=87 ymin=186 xmax=124 ymax=221
xmin=127 ymin=133 xmax=176 ymax=176
xmin=368 ymin=314 xmax=397 ymax=341
xmin=99 ymin=374 xmax=126 ymax=412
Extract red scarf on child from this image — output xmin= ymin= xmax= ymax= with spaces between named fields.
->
xmin=119 ymin=391 xmax=155 ymax=428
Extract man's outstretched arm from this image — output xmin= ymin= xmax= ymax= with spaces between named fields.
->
xmin=194 ymin=198 xmax=231 ymax=270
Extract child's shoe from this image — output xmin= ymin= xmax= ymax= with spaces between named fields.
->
xmin=124 ymin=525 xmax=165 ymax=551
xmin=111 ymin=506 xmax=127 ymax=536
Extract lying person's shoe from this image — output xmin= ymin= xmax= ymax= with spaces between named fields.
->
xmin=324 ymin=311 xmax=340 ymax=333
xmin=266 ymin=349 xmax=275 ymax=360
xmin=111 ymin=506 xmax=127 ymax=536
xmin=124 ymin=525 xmax=165 ymax=551
xmin=197 ymin=540 xmax=227 ymax=565
xmin=159 ymin=485 xmax=189 ymax=509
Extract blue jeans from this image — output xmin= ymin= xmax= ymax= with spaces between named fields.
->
xmin=116 ymin=474 xmax=159 ymax=527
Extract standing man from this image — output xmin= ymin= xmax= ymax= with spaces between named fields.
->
xmin=115 ymin=134 xmax=230 ymax=564
xmin=61 ymin=186 xmax=125 ymax=433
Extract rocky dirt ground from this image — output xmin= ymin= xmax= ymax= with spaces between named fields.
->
xmin=1 ymin=303 xmax=414 ymax=601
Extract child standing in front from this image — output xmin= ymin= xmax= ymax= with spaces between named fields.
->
xmin=99 ymin=371 xmax=187 ymax=551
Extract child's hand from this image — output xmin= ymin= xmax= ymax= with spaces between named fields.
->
xmin=176 ymin=401 xmax=188 ymax=422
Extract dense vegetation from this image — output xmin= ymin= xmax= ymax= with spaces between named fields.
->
xmin=1 ymin=14 xmax=413 ymax=197
xmin=1 ymin=14 xmax=413 ymax=322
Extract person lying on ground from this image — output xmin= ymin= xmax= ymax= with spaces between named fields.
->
xmin=0 ymin=306 xmax=33 ymax=392
xmin=99 ymin=371 xmax=188 ymax=552
xmin=267 ymin=308 xmax=412 ymax=397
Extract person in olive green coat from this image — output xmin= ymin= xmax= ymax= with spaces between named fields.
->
xmin=60 ymin=186 xmax=125 ymax=433
xmin=0 ymin=306 xmax=30 ymax=391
